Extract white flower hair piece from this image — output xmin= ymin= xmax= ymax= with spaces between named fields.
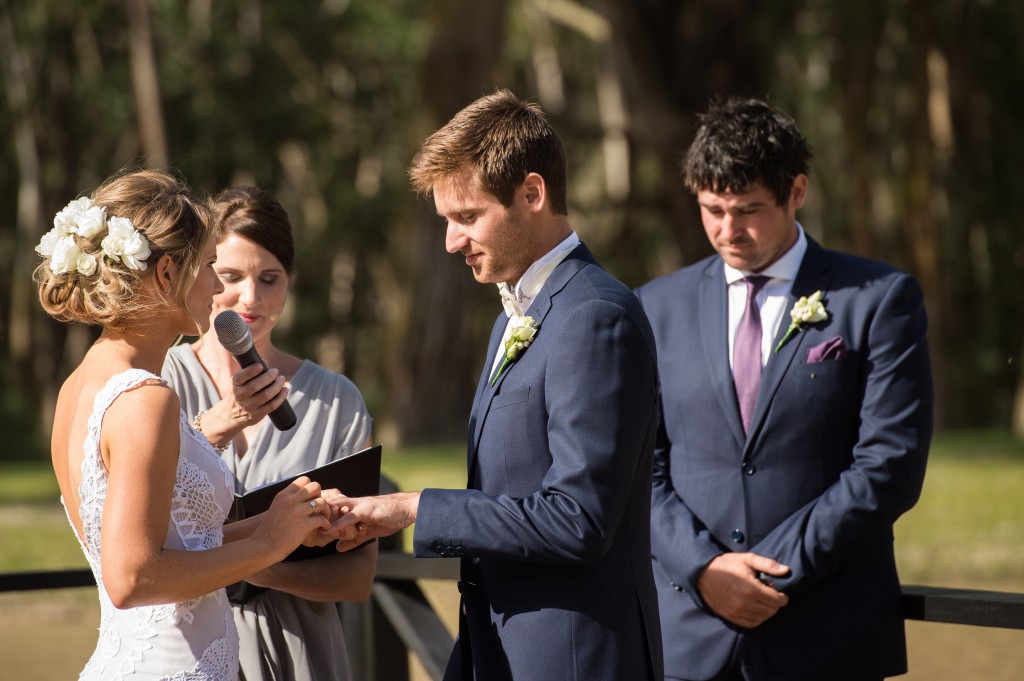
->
xmin=37 ymin=197 xmax=151 ymax=275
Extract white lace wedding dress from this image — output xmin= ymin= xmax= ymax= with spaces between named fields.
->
xmin=64 ymin=369 xmax=240 ymax=680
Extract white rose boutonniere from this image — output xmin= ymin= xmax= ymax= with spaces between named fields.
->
xmin=491 ymin=314 xmax=539 ymax=386
xmin=775 ymin=290 xmax=828 ymax=352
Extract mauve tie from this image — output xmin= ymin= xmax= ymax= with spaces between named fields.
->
xmin=734 ymin=276 xmax=770 ymax=433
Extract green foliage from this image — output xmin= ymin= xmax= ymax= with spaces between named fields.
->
xmin=2 ymin=0 xmax=1022 ymax=448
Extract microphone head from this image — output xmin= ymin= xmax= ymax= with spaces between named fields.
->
xmin=214 ymin=310 xmax=253 ymax=355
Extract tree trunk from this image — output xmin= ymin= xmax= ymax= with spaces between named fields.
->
xmin=1014 ymin=341 xmax=1024 ymax=439
xmin=390 ymin=0 xmax=509 ymax=444
xmin=0 ymin=4 xmax=53 ymax=434
xmin=600 ymin=0 xmax=800 ymax=269
xmin=125 ymin=0 xmax=168 ymax=167
xmin=831 ymin=0 xmax=887 ymax=256
xmin=905 ymin=0 xmax=945 ymax=427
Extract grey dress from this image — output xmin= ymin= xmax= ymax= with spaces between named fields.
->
xmin=163 ymin=344 xmax=372 ymax=681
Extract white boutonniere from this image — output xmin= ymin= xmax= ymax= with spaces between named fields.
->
xmin=775 ymin=290 xmax=827 ymax=352
xmin=491 ymin=314 xmax=539 ymax=386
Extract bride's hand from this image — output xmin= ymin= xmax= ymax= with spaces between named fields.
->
xmin=251 ymin=477 xmax=331 ymax=561
xmin=302 ymin=502 xmax=359 ymax=546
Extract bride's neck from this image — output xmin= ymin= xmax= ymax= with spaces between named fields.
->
xmin=91 ymin=328 xmax=170 ymax=374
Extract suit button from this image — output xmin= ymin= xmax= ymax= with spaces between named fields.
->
xmin=435 ymin=545 xmax=445 ymax=555
xmin=732 ymin=529 xmax=745 ymax=543
xmin=671 ymin=582 xmax=684 ymax=592
xmin=455 ymin=546 xmax=465 ymax=556
xmin=745 ymin=464 xmax=757 ymax=475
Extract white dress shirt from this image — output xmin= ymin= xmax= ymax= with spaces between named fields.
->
xmin=489 ymin=231 xmax=581 ymax=380
xmin=725 ymin=224 xmax=808 ymax=369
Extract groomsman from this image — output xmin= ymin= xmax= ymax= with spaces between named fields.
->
xmin=636 ymin=98 xmax=933 ymax=681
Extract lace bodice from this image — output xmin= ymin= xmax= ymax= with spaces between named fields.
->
xmin=63 ymin=369 xmax=240 ymax=680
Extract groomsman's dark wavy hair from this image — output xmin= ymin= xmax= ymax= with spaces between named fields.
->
xmin=408 ymin=89 xmax=568 ymax=215
xmin=683 ymin=97 xmax=813 ymax=207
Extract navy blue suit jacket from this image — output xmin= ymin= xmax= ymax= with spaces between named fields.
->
xmin=414 ymin=244 xmax=664 ymax=680
xmin=635 ymin=237 xmax=932 ymax=681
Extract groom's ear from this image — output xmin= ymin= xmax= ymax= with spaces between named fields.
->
xmin=521 ymin=172 xmax=547 ymax=213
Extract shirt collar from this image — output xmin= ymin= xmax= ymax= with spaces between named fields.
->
xmin=724 ymin=222 xmax=808 ymax=286
xmin=498 ymin=231 xmax=580 ymax=317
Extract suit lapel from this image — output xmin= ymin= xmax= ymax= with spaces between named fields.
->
xmin=468 ymin=244 xmax=594 ymax=465
xmin=744 ymin=238 xmax=833 ymax=450
xmin=698 ymin=261 xmax=747 ymax=449
xmin=467 ymin=312 xmax=510 ymax=483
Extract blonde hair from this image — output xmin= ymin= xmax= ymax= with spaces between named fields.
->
xmin=35 ymin=169 xmax=214 ymax=330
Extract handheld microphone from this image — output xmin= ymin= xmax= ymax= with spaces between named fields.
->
xmin=213 ymin=310 xmax=297 ymax=430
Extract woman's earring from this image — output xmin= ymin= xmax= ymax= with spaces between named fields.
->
xmin=166 ymin=284 xmax=174 ymax=296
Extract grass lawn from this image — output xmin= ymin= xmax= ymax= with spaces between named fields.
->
xmin=894 ymin=430 xmax=1024 ymax=589
xmin=1 ymin=432 xmax=1022 ymax=679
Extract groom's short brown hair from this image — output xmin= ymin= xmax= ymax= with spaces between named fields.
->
xmin=408 ymin=89 xmax=568 ymax=215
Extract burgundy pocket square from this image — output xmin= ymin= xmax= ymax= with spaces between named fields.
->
xmin=807 ymin=335 xmax=847 ymax=363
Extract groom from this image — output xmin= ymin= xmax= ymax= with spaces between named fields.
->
xmin=636 ymin=98 xmax=933 ymax=681
xmin=330 ymin=89 xmax=663 ymax=680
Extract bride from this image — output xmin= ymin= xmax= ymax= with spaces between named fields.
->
xmin=35 ymin=169 xmax=344 ymax=679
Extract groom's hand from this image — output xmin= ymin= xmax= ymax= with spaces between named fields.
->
xmin=696 ymin=552 xmax=790 ymax=628
xmin=325 ymin=491 xmax=421 ymax=552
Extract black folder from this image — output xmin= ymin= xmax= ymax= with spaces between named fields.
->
xmin=228 ymin=443 xmax=382 ymax=561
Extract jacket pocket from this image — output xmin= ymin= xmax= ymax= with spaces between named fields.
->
xmin=492 ymin=386 xmax=530 ymax=409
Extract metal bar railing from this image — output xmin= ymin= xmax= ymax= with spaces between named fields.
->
xmin=901 ymin=584 xmax=1024 ymax=630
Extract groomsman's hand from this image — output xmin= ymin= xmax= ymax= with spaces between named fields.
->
xmin=697 ymin=552 xmax=790 ymax=628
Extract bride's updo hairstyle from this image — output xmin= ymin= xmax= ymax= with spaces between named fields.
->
xmin=35 ymin=169 xmax=214 ymax=329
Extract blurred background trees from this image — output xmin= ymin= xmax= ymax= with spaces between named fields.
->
xmin=1 ymin=0 xmax=1022 ymax=454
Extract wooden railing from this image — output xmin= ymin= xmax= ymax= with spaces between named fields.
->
xmin=3 ymin=558 xmax=1023 ymax=680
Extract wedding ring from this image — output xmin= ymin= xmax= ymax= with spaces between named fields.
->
xmin=309 ymin=500 xmax=318 ymax=509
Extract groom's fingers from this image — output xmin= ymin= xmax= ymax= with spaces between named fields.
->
xmin=324 ymin=492 xmax=353 ymax=508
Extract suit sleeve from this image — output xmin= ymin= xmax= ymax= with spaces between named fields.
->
xmin=634 ymin=283 xmax=728 ymax=604
xmin=649 ymin=396 xmax=730 ymax=601
xmin=413 ymin=299 xmax=658 ymax=564
xmin=752 ymin=273 xmax=933 ymax=593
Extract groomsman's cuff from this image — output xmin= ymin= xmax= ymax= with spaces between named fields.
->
xmin=685 ymin=552 xmax=723 ymax=614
